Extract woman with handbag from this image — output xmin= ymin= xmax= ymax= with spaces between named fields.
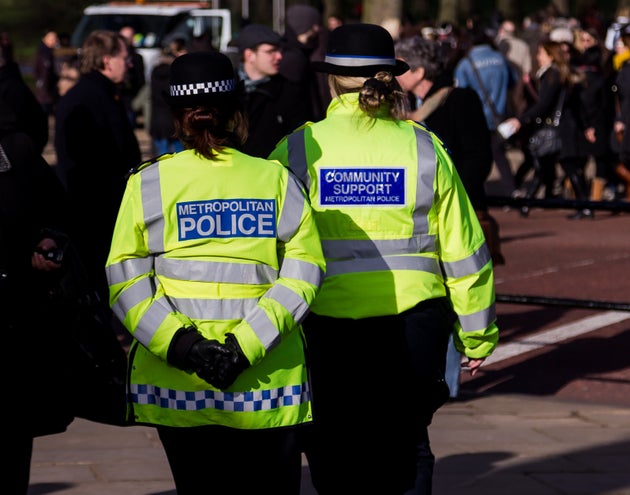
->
xmin=502 ymin=40 xmax=591 ymax=218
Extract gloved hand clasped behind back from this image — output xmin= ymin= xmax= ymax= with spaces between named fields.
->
xmin=168 ymin=328 xmax=250 ymax=390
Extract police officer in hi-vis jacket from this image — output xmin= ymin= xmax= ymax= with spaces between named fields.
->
xmin=106 ymin=51 xmax=325 ymax=495
xmin=269 ymin=23 xmax=499 ymax=495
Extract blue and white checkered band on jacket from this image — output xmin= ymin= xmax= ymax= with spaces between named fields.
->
xmin=170 ymin=79 xmax=236 ymax=96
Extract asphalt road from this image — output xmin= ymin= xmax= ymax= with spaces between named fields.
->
xmin=461 ymin=203 xmax=630 ymax=408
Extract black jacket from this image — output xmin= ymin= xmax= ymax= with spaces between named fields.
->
xmin=419 ymin=74 xmax=493 ymax=211
xmin=54 ymin=70 xmax=141 ymax=300
xmin=0 ymin=61 xmax=48 ymax=154
xmin=0 ymin=106 xmax=74 ymax=437
xmin=240 ymin=74 xmax=311 ymax=158
xmin=149 ymin=57 xmax=176 ymax=141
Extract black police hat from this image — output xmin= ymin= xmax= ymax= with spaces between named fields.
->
xmin=312 ymin=23 xmax=409 ymax=77
xmin=165 ymin=51 xmax=236 ymax=108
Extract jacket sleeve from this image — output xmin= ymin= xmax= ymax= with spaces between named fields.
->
xmin=431 ymin=137 xmax=499 ymax=360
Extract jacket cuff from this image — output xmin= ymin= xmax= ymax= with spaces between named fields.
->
xmin=167 ymin=327 xmax=204 ymax=370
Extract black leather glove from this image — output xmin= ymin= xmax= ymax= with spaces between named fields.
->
xmin=168 ymin=328 xmax=249 ymax=389
xmin=208 ymin=333 xmax=250 ymax=390
xmin=168 ymin=327 xmax=229 ymax=376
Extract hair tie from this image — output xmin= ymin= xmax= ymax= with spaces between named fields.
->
xmin=363 ymin=77 xmax=389 ymax=94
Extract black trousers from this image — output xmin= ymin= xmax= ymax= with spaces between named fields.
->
xmin=157 ymin=424 xmax=303 ymax=495
xmin=301 ymin=298 xmax=454 ymax=495
xmin=6 ymin=434 xmax=32 ymax=495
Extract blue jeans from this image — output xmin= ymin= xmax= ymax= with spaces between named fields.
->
xmin=445 ymin=333 xmax=461 ymax=398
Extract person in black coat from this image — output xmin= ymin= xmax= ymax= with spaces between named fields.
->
xmin=232 ymin=24 xmax=311 ymax=158
xmin=574 ymin=28 xmax=616 ymax=201
xmin=33 ymin=29 xmax=60 ymax=115
xmin=118 ymin=26 xmax=146 ymax=128
xmin=55 ymin=30 xmax=141 ymax=304
xmin=279 ymin=4 xmax=331 ymax=122
xmin=0 ymin=100 xmax=74 ymax=495
xmin=0 ymin=30 xmax=49 ymax=154
xmin=394 ymin=35 xmax=503 ymax=262
xmin=503 ymin=40 xmax=589 ymax=217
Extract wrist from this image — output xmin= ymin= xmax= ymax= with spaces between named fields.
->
xmin=168 ymin=327 xmax=204 ymax=370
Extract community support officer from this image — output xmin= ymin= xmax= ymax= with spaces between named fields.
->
xmin=269 ymin=23 xmax=499 ymax=495
xmin=105 ymin=51 xmax=325 ymax=495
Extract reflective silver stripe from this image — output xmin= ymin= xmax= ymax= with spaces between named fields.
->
xmin=326 ymin=255 xmax=441 ymax=277
xmin=106 ymin=257 xmax=154 ymax=285
xmin=135 ymin=296 xmax=173 ymax=345
xmin=279 ymin=258 xmax=323 ymax=287
xmin=111 ymin=276 xmax=157 ymax=321
xmin=322 ymin=236 xmax=436 ymax=259
xmin=246 ymin=305 xmax=281 ymax=349
xmin=131 ymin=382 xmax=310 ymax=411
xmin=412 ymin=127 xmax=437 ymax=236
xmin=278 ymin=175 xmax=306 ymax=242
xmin=170 ymin=296 xmax=258 ymax=320
xmin=156 ymin=257 xmax=277 ymax=284
xmin=265 ymin=284 xmax=311 ymax=325
xmin=141 ymin=164 xmax=165 ymax=253
xmin=324 ymin=54 xmax=397 ymax=67
xmin=441 ymin=244 xmax=491 ymax=279
xmin=459 ymin=304 xmax=496 ymax=332
xmin=287 ymin=130 xmax=310 ymax=189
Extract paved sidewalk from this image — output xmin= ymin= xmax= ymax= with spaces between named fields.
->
xmin=28 ymin=393 xmax=630 ymax=495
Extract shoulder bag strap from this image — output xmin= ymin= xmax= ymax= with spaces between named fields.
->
xmin=466 ymin=56 xmax=503 ymax=126
xmin=410 ymin=87 xmax=453 ymax=122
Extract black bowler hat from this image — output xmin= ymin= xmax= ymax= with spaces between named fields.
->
xmin=312 ymin=23 xmax=409 ymax=77
xmin=165 ymin=51 xmax=237 ymax=108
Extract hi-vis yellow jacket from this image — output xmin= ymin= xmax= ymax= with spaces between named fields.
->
xmin=105 ymin=148 xmax=325 ymax=429
xmin=268 ymin=93 xmax=498 ymax=360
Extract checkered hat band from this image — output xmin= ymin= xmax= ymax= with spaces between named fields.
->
xmin=324 ymin=54 xmax=396 ymax=67
xmin=170 ymin=79 xmax=236 ymax=97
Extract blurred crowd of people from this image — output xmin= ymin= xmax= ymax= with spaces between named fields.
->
xmin=389 ymin=5 xmax=630 ymax=214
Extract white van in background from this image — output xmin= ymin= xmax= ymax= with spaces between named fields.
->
xmin=71 ymin=2 xmax=233 ymax=80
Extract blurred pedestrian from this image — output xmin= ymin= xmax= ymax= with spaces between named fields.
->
xmin=54 ymin=30 xmax=141 ymax=306
xmin=233 ymin=23 xmax=310 ymax=157
xmin=269 ymin=23 xmax=499 ymax=495
xmin=573 ymin=28 xmax=617 ymax=202
xmin=1 ymin=100 xmax=74 ymax=495
xmin=502 ymin=41 xmax=583 ymax=217
xmin=56 ymin=53 xmax=80 ymax=98
xmin=454 ymin=24 xmax=518 ymax=196
xmin=327 ymin=13 xmax=344 ymax=31
xmin=280 ymin=4 xmax=331 ymax=121
xmin=612 ymin=27 xmax=630 ymax=200
xmin=149 ymin=37 xmax=188 ymax=155
xmin=33 ymin=29 xmax=59 ymax=115
xmin=119 ymin=25 xmax=146 ymax=128
xmin=495 ymin=19 xmax=534 ymax=116
xmin=105 ymin=50 xmax=325 ymax=495
xmin=395 ymin=35 xmax=504 ymax=265
xmin=0 ymin=30 xmax=48 ymax=154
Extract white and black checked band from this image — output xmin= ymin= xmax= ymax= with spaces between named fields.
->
xmin=323 ymin=54 xmax=396 ymax=67
xmin=170 ymin=79 xmax=235 ymax=97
